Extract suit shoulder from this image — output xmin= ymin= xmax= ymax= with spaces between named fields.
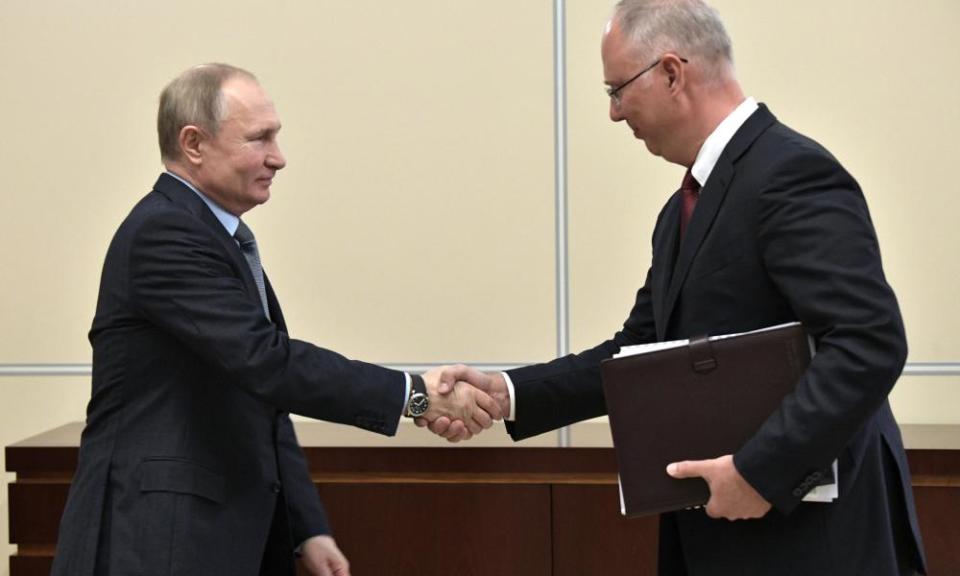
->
xmin=735 ymin=120 xmax=858 ymax=191
xmin=756 ymin=121 xmax=841 ymax=167
xmin=114 ymin=190 xmax=213 ymax=244
xmin=100 ymin=190 xmax=226 ymax=276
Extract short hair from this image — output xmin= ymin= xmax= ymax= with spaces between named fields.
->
xmin=613 ymin=0 xmax=733 ymax=77
xmin=157 ymin=63 xmax=258 ymax=162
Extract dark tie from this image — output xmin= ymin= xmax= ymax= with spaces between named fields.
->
xmin=680 ymin=169 xmax=701 ymax=239
xmin=234 ymin=221 xmax=271 ymax=320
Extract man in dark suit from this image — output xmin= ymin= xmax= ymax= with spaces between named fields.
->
xmin=424 ymin=1 xmax=926 ymax=574
xmin=52 ymin=63 xmax=501 ymax=576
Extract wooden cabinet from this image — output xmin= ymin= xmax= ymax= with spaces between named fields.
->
xmin=6 ymin=423 xmax=959 ymax=575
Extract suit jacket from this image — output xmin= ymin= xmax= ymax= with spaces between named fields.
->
xmin=52 ymin=173 xmax=406 ymax=576
xmin=505 ymin=106 xmax=926 ymax=575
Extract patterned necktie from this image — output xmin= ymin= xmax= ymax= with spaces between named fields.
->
xmin=680 ymin=169 xmax=701 ymax=239
xmin=234 ymin=221 xmax=271 ymax=320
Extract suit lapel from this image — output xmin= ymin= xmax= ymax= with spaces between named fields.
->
xmin=264 ymin=275 xmax=286 ymax=330
xmin=658 ymin=105 xmax=778 ymax=334
xmin=661 ymin=160 xmax=734 ymax=329
xmin=652 ymin=192 xmax=682 ymax=341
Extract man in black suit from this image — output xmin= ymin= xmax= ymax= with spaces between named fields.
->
xmin=52 ymin=63 xmax=501 ymax=576
xmin=424 ymin=1 xmax=926 ymax=574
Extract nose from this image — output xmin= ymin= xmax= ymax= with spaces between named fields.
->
xmin=267 ymin=141 xmax=286 ymax=171
xmin=609 ymin=100 xmax=624 ymax=123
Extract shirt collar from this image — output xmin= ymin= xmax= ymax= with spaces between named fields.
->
xmin=690 ymin=96 xmax=759 ymax=188
xmin=164 ymin=170 xmax=240 ymax=237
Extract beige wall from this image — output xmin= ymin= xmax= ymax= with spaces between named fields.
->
xmin=567 ymin=0 xmax=960 ymax=363
xmin=562 ymin=0 xmax=960 ymax=435
xmin=2 ymin=0 xmax=958 ymax=570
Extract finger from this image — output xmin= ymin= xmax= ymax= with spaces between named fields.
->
xmin=332 ymin=556 xmax=351 ymax=576
xmin=472 ymin=405 xmax=493 ymax=430
xmin=414 ymin=417 xmax=428 ymax=428
xmin=466 ymin=389 xmax=494 ymax=429
xmin=444 ymin=419 xmax=467 ymax=439
xmin=464 ymin=416 xmax=483 ymax=436
xmin=704 ymin=500 xmax=737 ymax=521
xmin=429 ymin=417 xmax=452 ymax=435
xmin=314 ymin=558 xmax=333 ymax=576
xmin=703 ymin=499 xmax=723 ymax=520
xmin=666 ymin=460 xmax=707 ymax=479
xmin=472 ymin=389 xmax=503 ymax=421
xmin=445 ymin=420 xmax=471 ymax=443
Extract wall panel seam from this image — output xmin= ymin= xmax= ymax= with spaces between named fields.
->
xmin=1 ymin=362 xmax=959 ymax=378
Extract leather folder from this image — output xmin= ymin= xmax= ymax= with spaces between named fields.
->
xmin=600 ymin=322 xmax=814 ymax=517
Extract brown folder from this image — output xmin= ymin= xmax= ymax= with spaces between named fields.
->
xmin=600 ymin=322 xmax=813 ymax=517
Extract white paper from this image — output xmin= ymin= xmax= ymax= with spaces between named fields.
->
xmin=614 ymin=322 xmax=803 ymax=359
xmin=801 ymin=460 xmax=839 ymax=502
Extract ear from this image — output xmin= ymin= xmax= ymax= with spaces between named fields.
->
xmin=662 ymin=54 xmax=686 ymax=93
xmin=178 ymin=125 xmax=205 ymax=166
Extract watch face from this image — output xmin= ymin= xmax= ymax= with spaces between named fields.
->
xmin=409 ymin=393 xmax=429 ymax=417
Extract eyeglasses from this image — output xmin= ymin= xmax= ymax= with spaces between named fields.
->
xmin=606 ymin=56 xmax=688 ymax=107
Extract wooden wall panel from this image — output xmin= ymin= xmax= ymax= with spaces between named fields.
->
xmin=318 ymin=484 xmax=551 ymax=576
xmin=552 ymin=485 xmax=659 ymax=576
xmin=7 ymin=423 xmax=959 ymax=575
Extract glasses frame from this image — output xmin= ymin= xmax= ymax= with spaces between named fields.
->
xmin=606 ymin=56 xmax=689 ymax=106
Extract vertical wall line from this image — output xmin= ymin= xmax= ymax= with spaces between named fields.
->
xmin=553 ymin=0 xmax=571 ymax=448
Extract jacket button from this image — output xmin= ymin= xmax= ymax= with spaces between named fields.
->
xmin=792 ymin=488 xmax=804 ymax=497
xmin=270 ymin=482 xmax=282 ymax=493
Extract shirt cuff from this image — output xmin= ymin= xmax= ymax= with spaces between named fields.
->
xmin=501 ymin=372 xmax=516 ymax=421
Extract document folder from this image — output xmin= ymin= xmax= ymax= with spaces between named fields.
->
xmin=600 ymin=322 xmax=830 ymax=518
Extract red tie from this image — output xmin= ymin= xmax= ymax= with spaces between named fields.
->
xmin=680 ymin=169 xmax=700 ymax=239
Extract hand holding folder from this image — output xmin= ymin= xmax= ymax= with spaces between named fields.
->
xmin=600 ymin=322 xmax=837 ymax=518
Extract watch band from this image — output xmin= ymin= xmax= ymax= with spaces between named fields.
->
xmin=406 ymin=374 xmax=428 ymax=417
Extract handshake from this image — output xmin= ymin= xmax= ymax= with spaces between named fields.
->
xmin=414 ymin=365 xmax=511 ymax=442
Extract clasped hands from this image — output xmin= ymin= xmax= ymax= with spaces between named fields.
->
xmin=418 ymin=365 xmax=770 ymax=521
xmin=417 ymin=365 xmax=509 ymax=442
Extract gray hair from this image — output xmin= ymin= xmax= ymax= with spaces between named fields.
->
xmin=613 ymin=0 xmax=733 ymax=78
xmin=157 ymin=63 xmax=257 ymax=162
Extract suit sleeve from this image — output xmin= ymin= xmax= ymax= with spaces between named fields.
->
xmin=127 ymin=210 xmax=406 ymax=435
xmin=276 ymin=414 xmax=331 ymax=539
xmin=504 ymin=268 xmax=658 ymax=440
xmin=734 ymin=149 xmax=907 ymax=514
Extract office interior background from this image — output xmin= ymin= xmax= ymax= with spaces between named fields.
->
xmin=1 ymin=0 xmax=958 ymax=570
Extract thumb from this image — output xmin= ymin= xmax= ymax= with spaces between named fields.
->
xmin=666 ymin=460 xmax=706 ymax=479
xmin=435 ymin=366 xmax=467 ymax=395
xmin=444 ymin=364 xmax=489 ymax=391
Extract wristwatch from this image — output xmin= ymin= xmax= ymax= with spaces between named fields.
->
xmin=406 ymin=374 xmax=430 ymax=417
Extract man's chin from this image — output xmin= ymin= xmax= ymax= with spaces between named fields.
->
xmin=642 ymin=139 xmax=662 ymax=158
xmin=633 ymin=132 xmax=660 ymax=155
